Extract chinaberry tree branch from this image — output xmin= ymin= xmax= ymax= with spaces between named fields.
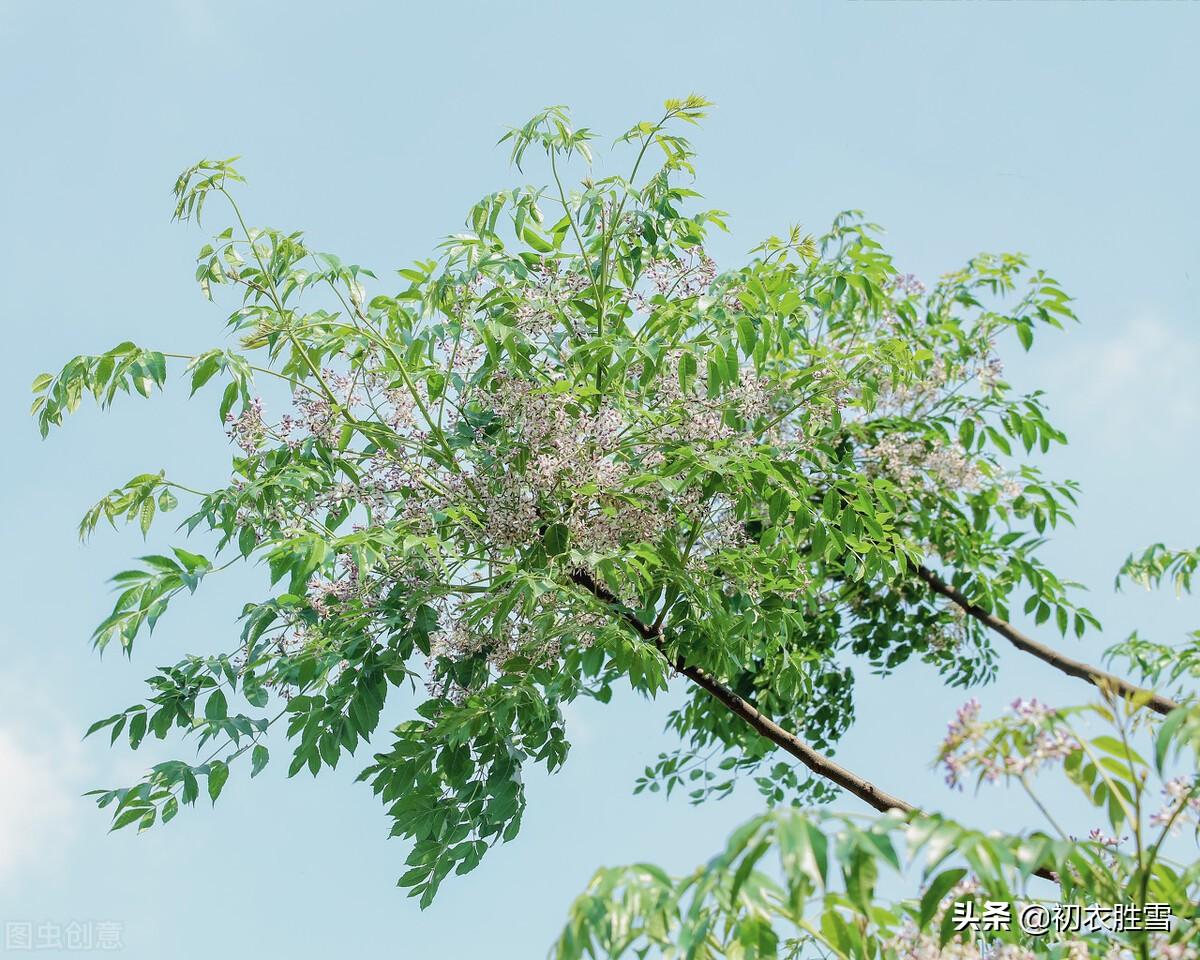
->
xmin=568 ymin=567 xmax=1067 ymax=883
xmin=795 ymin=488 xmax=1175 ymax=714
xmin=916 ymin=564 xmax=1180 ymax=717
xmin=568 ymin=567 xmax=914 ymax=815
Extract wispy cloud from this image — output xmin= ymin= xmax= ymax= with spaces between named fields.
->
xmin=1050 ymin=314 xmax=1199 ymax=446
xmin=0 ymin=717 xmax=87 ymax=884
xmin=171 ymin=0 xmax=218 ymax=41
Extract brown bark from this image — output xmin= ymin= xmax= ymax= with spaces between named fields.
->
xmin=915 ymin=565 xmax=1180 ymax=717
xmin=569 ymin=568 xmax=915 ymax=815
xmin=567 ymin=568 xmax=1061 ymax=882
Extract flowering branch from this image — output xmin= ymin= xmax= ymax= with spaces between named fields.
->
xmin=47 ymin=108 xmax=1098 ymax=901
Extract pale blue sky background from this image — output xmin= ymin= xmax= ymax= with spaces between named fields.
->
xmin=2 ymin=1 xmax=1198 ymax=956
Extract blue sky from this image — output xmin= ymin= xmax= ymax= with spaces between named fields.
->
xmin=2 ymin=1 xmax=1198 ymax=956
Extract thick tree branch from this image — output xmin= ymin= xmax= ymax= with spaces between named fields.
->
xmin=567 ymin=567 xmax=1059 ymax=884
xmin=569 ymin=568 xmax=914 ymax=815
xmin=916 ymin=565 xmax=1180 ymax=717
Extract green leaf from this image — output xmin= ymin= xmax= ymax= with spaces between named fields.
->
xmin=522 ymin=227 xmax=553 ymax=253
xmin=139 ymin=498 xmax=155 ymax=536
xmin=1155 ymin=708 xmax=1189 ymax=774
xmin=84 ymin=714 xmax=122 ymax=739
xmin=204 ymin=690 xmax=228 ymax=722
xmin=919 ymin=868 xmax=966 ymax=929
xmin=251 ymin=745 xmax=269 ymax=778
xmin=207 ymin=761 xmax=229 ymax=804
xmin=958 ymin=418 xmax=975 ymax=450
xmin=737 ymin=317 xmax=757 ymax=355
xmin=543 ymin=523 xmax=569 ymax=557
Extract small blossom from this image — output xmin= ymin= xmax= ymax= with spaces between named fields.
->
xmin=225 ymin=397 xmax=267 ymax=452
xmin=890 ymin=272 xmax=927 ymax=298
xmin=1011 ymin=698 xmax=1054 ymax=723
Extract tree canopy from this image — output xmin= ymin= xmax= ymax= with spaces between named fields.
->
xmin=34 ymin=99 xmax=1197 ymax=957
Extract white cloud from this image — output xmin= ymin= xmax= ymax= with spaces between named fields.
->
xmin=0 ymin=655 xmax=113 ymax=887
xmin=1052 ymin=314 xmax=1199 ymax=444
xmin=171 ymin=0 xmax=218 ymax=40
xmin=0 ymin=721 xmax=87 ymax=883
xmin=560 ymin=699 xmax=596 ymax=747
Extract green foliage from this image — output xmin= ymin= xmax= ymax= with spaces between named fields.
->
xmin=1108 ymin=543 xmax=1200 ymax=700
xmin=32 ymin=342 xmax=167 ymax=437
xmin=38 ymin=99 xmax=1098 ymax=904
xmin=79 ymin=471 xmax=178 ymax=539
xmin=1118 ymin=544 xmax=1200 ymax=597
xmin=91 ymin=549 xmax=212 ymax=653
xmin=557 ymin=698 xmax=1200 ymax=959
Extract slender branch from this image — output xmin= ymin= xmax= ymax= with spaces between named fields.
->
xmin=915 ymin=565 xmax=1180 ymax=717
xmin=1019 ymin=773 xmax=1070 ymax=841
xmin=160 ymin=352 xmax=325 ymax=400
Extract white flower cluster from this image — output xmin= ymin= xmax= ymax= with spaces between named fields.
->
xmin=317 ymin=480 xmax=391 ymax=520
xmin=643 ymin=248 xmax=717 ymax=300
xmin=228 ymin=368 xmax=420 ymax=453
xmin=225 ymin=397 xmax=266 ymax=452
xmin=941 ymin=698 xmax=985 ymax=789
xmin=508 ymin=262 xmax=594 ymax=339
xmin=648 ymin=351 xmax=775 ymax=449
xmin=867 ymin=324 xmax=1007 ymax=429
xmin=1103 ymin=943 xmax=1200 ymax=960
xmin=890 ymin=272 xmax=927 ymax=298
xmin=886 ymin=924 xmax=1037 ymax=960
xmin=1002 ymin=728 xmax=1076 ymax=777
xmin=1011 ymin=697 xmax=1054 ymax=724
xmin=866 ymin=435 xmax=984 ymax=495
xmin=1150 ymin=941 xmax=1199 ymax=960
xmin=292 ymin=392 xmax=341 ymax=445
xmin=872 ymin=357 xmax=949 ymax=416
xmin=696 ymin=495 xmax=750 ymax=555
xmin=306 ymin=555 xmax=379 ymax=619
xmin=940 ymin=698 xmax=1078 ymax=790
xmin=424 ymin=600 xmax=607 ymax=703
xmin=977 ymin=356 xmax=1004 ymax=390
xmin=1149 ymin=775 xmax=1200 ymax=833
xmin=472 ymin=372 xmax=684 ymax=554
